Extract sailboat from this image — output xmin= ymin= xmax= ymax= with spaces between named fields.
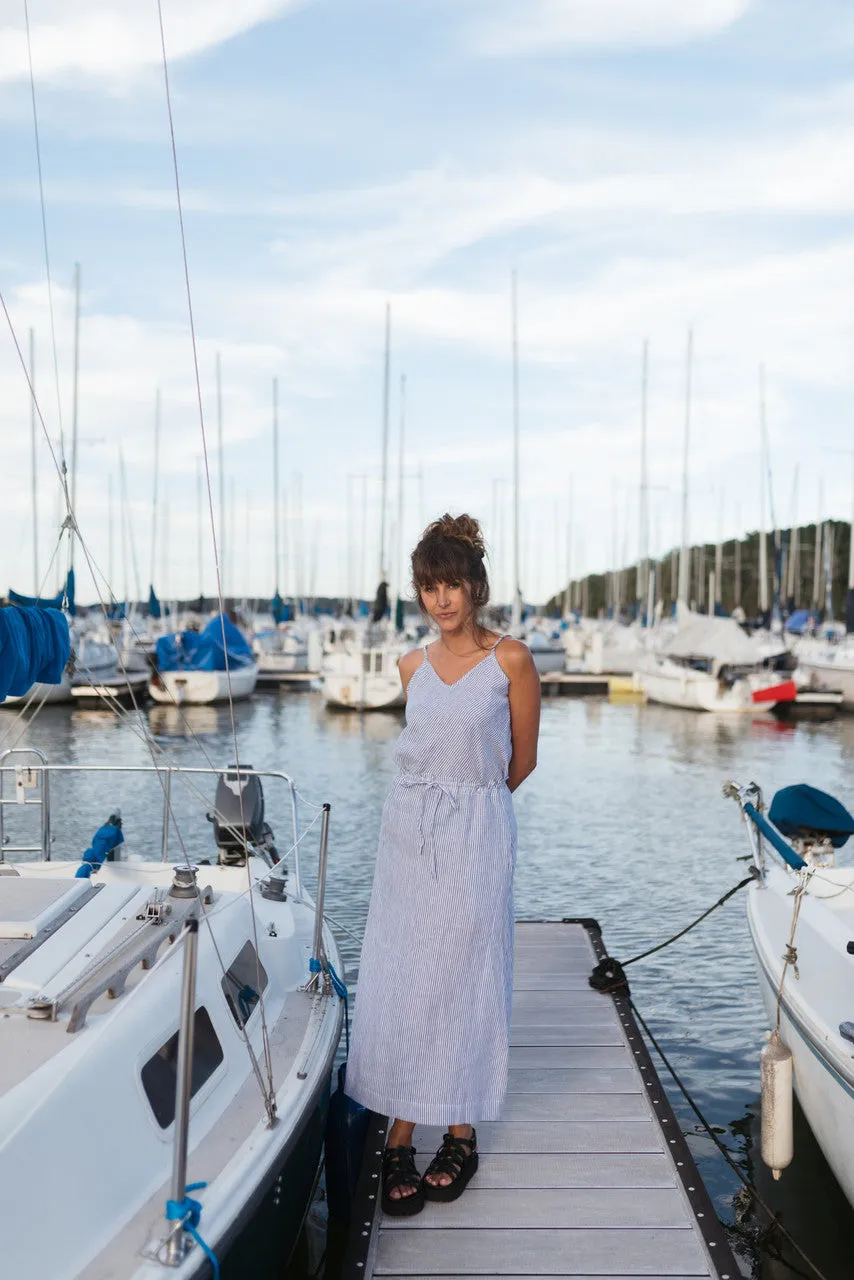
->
xmin=149 ymin=614 xmax=258 ymax=705
xmin=321 ymin=306 xmax=409 ymax=712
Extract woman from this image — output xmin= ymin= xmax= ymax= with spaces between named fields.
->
xmin=346 ymin=513 xmax=540 ymax=1216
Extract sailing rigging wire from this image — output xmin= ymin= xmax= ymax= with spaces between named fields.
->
xmin=22 ymin=0 xmax=68 ymax=476
xmin=154 ymin=0 xmax=276 ymax=1116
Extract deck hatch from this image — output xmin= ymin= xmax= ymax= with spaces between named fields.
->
xmin=141 ymin=1006 xmax=224 ymax=1128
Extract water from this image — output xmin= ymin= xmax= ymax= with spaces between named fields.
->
xmin=4 ymin=691 xmax=854 ymax=1278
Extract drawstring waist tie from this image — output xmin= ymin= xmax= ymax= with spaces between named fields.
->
xmin=396 ymin=773 xmax=504 ymax=879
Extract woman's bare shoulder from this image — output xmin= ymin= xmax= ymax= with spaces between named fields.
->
xmin=399 ymin=646 xmax=424 ymax=676
xmin=494 ymin=636 xmax=536 ymax=675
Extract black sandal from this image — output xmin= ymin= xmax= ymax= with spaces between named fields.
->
xmin=381 ymin=1145 xmax=425 ymax=1217
xmin=422 ymin=1129 xmax=478 ymax=1203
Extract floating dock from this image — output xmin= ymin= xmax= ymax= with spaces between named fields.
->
xmin=70 ymin=671 xmax=150 ymax=708
xmin=540 ymin=673 xmax=642 ymax=700
xmin=347 ymin=919 xmax=739 ymax=1280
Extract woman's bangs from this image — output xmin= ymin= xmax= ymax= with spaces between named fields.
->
xmin=412 ymin=541 xmax=469 ymax=590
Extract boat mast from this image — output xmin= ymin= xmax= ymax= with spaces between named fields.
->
xmin=150 ymin=388 xmax=161 ymax=593
xmin=787 ymin=465 xmax=799 ymax=609
xmin=378 ymin=304 xmax=391 ymax=584
xmin=511 ymin=271 xmax=522 ymax=630
xmin=108 ymin=472 xmax=114 ymax=596
xmin=847 ymin=455 xmax=854 ymax=630
xmin=29 ymin=328 xmax=38 ymax=594
xmin=757 ymin=365 xmax=769 ymax=617
xmin=715 ymin=491 xmax=723 ymax=615
xmin=563 ymin=475 xmax=573 ymax=620
xmin=677 ymin=328 xmax=693 ymax=605
xmin=69 ymin=263 xmax=80 ymax=573
xmin=395 ymin=374 xmax=406 ymax=627
xmin=196 ymin=456 xmax=204 ymax=601
xmin=216 ymin=352 xmax=225 ymax=601
xmin=272 ymin=377 xmax=281 ymax=597
xmin=812 ymin=483 xmax=823 ymax=612
xmin=637 ymin=339 xmax=649 ymax=612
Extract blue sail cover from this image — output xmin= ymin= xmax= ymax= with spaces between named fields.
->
xmin=148 ymin=585 xmax=162 ymax=620
xmin=0 ymin=607 xmax=70 ymax=701
xmin=769 ymin=784 xmax=854 ymax=848
xmin=155 ymin=614 xmax=253 ymax=673
xmin=8 ymin=568 xmax=76 ymax=617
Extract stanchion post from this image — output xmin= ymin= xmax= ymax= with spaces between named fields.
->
xmin=165 ymin=917 xmax=199 ymax=1266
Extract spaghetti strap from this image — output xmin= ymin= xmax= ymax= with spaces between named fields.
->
xmin=491 ymin=634 xmax=506 ymax=651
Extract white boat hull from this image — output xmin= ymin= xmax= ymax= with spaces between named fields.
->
xmin=636 ymin=657 xmax=778 ymax=712
xmin=149 ymin=663 xmax=258 ymax=704
xmin=797 ymin=654 xmax=854 ymax=711
xmin=3 ymin=672 xmax=73 ymax=705
xmin=322 ymin=671 xmax=405 ymax=711
xmin=747 ymin=864 xmax=854 ymax=1206
xmin=0 ymin=857 xmax=343 ymax=1279
xmin=528 ymin=646 xmax=566 ymax=676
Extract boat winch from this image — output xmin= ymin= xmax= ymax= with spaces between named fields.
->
xmin=209 ymin=766 xmax=277 ymax=867
xmin=760 ymin=1029 xmax=793 ymax=1180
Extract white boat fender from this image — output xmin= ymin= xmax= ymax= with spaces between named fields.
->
xmin=760 ymin=1029 xmax=793 ymax=1179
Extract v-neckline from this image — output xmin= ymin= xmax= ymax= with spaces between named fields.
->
xmin=423 ymin=647 xmax=496 ymax=689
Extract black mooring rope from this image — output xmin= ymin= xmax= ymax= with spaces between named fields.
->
xmin=589 ymin=868 xmax=758 ymax=994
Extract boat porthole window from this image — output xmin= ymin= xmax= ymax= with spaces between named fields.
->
xmin=222 ymin=940 xmax=269 ymax=1029
xmin=141 ymin=1007 xmax=224 ymax=1129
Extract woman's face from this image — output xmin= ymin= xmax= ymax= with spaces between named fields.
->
xmin=419 ymin=580 xmax=473 ymax=635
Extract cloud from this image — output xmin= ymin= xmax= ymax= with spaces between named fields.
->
xmin=0 ymin=1 xmax=305 ymax=86
xmin=469 ymin=0 xmax=751 ymax=56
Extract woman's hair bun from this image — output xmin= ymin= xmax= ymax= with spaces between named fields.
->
xmin=431 ymin=513 xmax=485 ymax=559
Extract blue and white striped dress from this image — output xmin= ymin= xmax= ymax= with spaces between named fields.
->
xmin=346 ymin=637 xmax=516 ymax=1126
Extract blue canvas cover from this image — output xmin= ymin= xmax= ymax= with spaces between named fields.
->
xmin=0 ymin=606 xmax=70 ymax=701
xmin=769 ymin=784 xmax=854 ymax=848
xmin=155 ymin=614 xmax=253 ymax=673
xmin=8 ymin=568 xmax=75 ymax=617
xmin=148 ymin=585 xmax=161 ymax=620
xmin=785 ymin=609 xmax=814 ymax=634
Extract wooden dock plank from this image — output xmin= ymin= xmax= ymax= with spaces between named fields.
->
xmin=382 ymin=1188 xmax=692 ymax=1231
xmin=506 ymin=1068 xmax=641 ymax=1094
xmin=374 ymin=1228 xmax=712 ymax=1275
xmin=499 ymin=1094 xmax=651 ymax=1122
xmin=508 ymin=1047 xmax=631 ymax=1069
xmin=452 ymin=1153 xmax=683 ymax=1190
xmin=509 ymin=1026 xmax=625 ymax=1047
xmin=413 ymin=1122 xmax=665 ymax=1155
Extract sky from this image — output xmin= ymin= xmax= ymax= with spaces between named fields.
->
xmin=1 ymin=0 xmax=854 ymax=606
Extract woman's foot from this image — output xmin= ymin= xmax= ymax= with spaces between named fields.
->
xmin=381 ymin=1143 xmax=424 ymax=1216
xmin=383 ymin=1120 xmax=421 ymax=1208
xmin=423 ymin=1126 xmax=478 ymax=1201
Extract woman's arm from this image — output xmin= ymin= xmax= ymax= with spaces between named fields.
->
xmin=496 ymin=638 xmax=541 ymax=792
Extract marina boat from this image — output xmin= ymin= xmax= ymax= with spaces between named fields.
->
xmin=524 ymin=623 xmax=566 ymax=676
xmin=727 ymin=780 xmax=854 ymax=1206
xmin=150 ymin=614 xmax=258 ymax=706
xmin=253 ymin=624 xmax=312 ymax=683
xmin=796 ymin=637 xmax=854 ymax=711
xmin=320 ymin=621 xmax=408 ymax=711
xmin=0 ymin=754 xmax=344 ymax=1279
xmin=635 ymin=616 xmax=795 ymax=712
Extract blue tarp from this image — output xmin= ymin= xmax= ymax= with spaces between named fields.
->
xmin=8 ymin=568 xmax=75 ymax=617
xmin=785 ymin=609 xmax=814 ymax=634
xmin=0 ymin=607 xmax=70 ymax=701
xmin=155 ymin=613 xmax=253 ymax=673
xmin=769 ymin=784 xmax=854 ymax=848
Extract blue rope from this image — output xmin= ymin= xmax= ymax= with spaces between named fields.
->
xmin=326 ymin=959 xmax=350 ymax=1055
xmin=165 ymin=1182 xmax=220 ymax=1279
